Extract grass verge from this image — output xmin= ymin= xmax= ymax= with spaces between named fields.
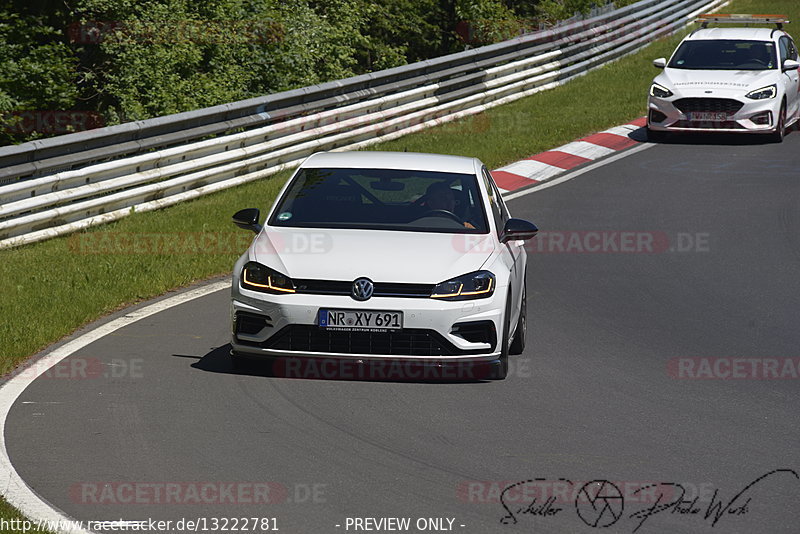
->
xmin=0 ymin=0 xmax=795 ymax=529
xmin=0 ymin=499 xmax=54 ymax=534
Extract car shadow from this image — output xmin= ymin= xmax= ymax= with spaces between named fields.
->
xmin=627 ymin=126 xmax=649 ymax=143
xmin=181 ymin=344 xmax=493 ymax=384
xmin=634 ymin=124 xmax=798 ymax=146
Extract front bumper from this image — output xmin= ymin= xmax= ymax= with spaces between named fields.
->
xmin=648 ymin=95 xmax=779 ymax=133
xmin=230 ymin=284 xmax=504 ymax=363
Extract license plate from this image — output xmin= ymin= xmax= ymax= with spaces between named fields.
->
xmin=688 ymin=112 xmax=729 ymax=122
xmin=319 ymin=309 xmax=403 ymax=331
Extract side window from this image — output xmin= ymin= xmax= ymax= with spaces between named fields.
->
xmin=779 ymin=37 xmax=791 ymax=62
xmin=481 ymin=167 xmax=508 ymax=233
xmin=789 ymin=38 xmax=799 ymax=61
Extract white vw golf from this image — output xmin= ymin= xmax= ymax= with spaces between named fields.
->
xmin=229 ymin=151 xmax=538 ymax=380
xmin=647 ymin=14 xmax=800 ymax=141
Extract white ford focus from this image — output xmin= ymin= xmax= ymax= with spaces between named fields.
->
xmin=647 ymin=14 xmax=800 ymax=142
xmin=229 ymin=151 xmax=538 ymax=380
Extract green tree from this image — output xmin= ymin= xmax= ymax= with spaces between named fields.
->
xmin=455 ymin=0 xmax=520 ymax=47
xmin=354 ymin=0 xmax=454 ymax=71
xmin=0 ymin=3 xmax=81 ymax=144
xmin=73 ymin=0 xmax=372 ymax=122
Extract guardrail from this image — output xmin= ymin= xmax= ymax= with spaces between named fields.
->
xmin=0 ymin=0 xmax=726 ymax=249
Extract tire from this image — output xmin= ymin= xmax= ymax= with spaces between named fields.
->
xmin=489 ymin=295 xmax=511 ymax=380
xmin=770 ymin=103 xmax=786 ymax=143
xmin=508 ymin=282 xmax=526 ymax=355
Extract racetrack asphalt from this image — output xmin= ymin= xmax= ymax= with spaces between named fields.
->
xmin=5 ymin=129 xmax=800 ymax=533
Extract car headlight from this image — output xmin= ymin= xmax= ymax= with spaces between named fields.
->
xmin=241 ymin=262 xmax=295 ymax=294
xmin=431 ymin=271 xmax=495 ymax=301
xmin=745 ymin=84 xmax=777 ymax=100
xmin=649 ymin=83 xmax=673 ymax=98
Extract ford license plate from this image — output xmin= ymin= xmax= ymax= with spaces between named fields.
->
xmin=319 ymin=309 xmax=403 ymax=331
xmin=688 ymin=111 xmax=729 ymax=122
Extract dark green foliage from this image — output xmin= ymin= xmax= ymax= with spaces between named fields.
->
xmin=0 ymin=0 xmax=622 ymax=144
xmin=0 ymin=4 xmax=81 ymax=144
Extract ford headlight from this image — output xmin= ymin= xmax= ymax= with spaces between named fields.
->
xmin=746 ymin=85 xmax=777 ymax=100
xmin=650 ymin=83 xmax=673 ymax=98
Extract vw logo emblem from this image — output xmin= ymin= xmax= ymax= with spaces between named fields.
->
xmin=351 ymin=278 xmax=374 ymax=301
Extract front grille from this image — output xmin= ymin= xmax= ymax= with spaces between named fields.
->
xmin=673 ymin=120 xmax=745 ymax=130
xmin=258 ymin=325 xmax=490 ymax=356
xmin=673 ymin=98 xmax=744 ymax=115
xmin=294 ymin=279 xmax=434 ymax=298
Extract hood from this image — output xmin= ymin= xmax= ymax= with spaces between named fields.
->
xmin=657 ymin=68 xmax=777 ymax=97
xmin=249 ymin=227 xmax=495 ymax=284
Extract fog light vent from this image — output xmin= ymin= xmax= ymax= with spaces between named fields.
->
xmin=750 ymin=111 xmax=772 ymax=125
xmin=451 ymin=321 xmax=496 ymax=347
xmin=235 ymin=312 xmax=273 ymax=336
xmin=649 ymin=110 xmax=668 ymax=123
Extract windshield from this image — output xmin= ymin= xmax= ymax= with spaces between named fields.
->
xmin=269 ymin=167 xmax=489 ymax=233
xmin=668 ymin=40 xmax=777 ymax=70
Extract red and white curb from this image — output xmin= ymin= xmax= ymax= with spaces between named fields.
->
xmin=492 ymin=117 xmax=647 ymax=193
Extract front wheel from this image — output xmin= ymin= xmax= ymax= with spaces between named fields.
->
xmin=770 ymin=103 xmax=786 ymax=143
xmin=489 ymin=296 xmax=511 ymax=380
xmin=509 ymin=282 xmax=526 ymax=355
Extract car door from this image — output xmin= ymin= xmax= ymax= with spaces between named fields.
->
xmin=779 ymin=36 xmax=800 ymax=118
xmin=482 ymin=167 xmax=524 ymax=329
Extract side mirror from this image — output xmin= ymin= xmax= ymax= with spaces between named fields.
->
xmin=653 ymin=58 xmax=667 ymax=69
xmin=783 ymin=59 xmax=799 ymax=72
xmin=501 ymin=218 xmax=538 ymax=243
xmin=232 ymin=208 xmax=262 ymax=234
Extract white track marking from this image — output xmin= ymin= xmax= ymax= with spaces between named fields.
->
xmin=0 ymin=280 xmax=230 ymax=533
xmin=504 ymin=143 xmax=654 ymax=201
xmin=499 ymin=159 xmax=564 ymax=180
xmin=604 ymin=124 xmax=642 ymax=136
xmin=556 ymin=140 xmax=617 ymax=159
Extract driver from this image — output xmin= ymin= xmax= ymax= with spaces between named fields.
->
xmin=749 ymin=43 xmax=773 ymax=68
xmin=423 ymin=182 xmax=475 ymax=229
